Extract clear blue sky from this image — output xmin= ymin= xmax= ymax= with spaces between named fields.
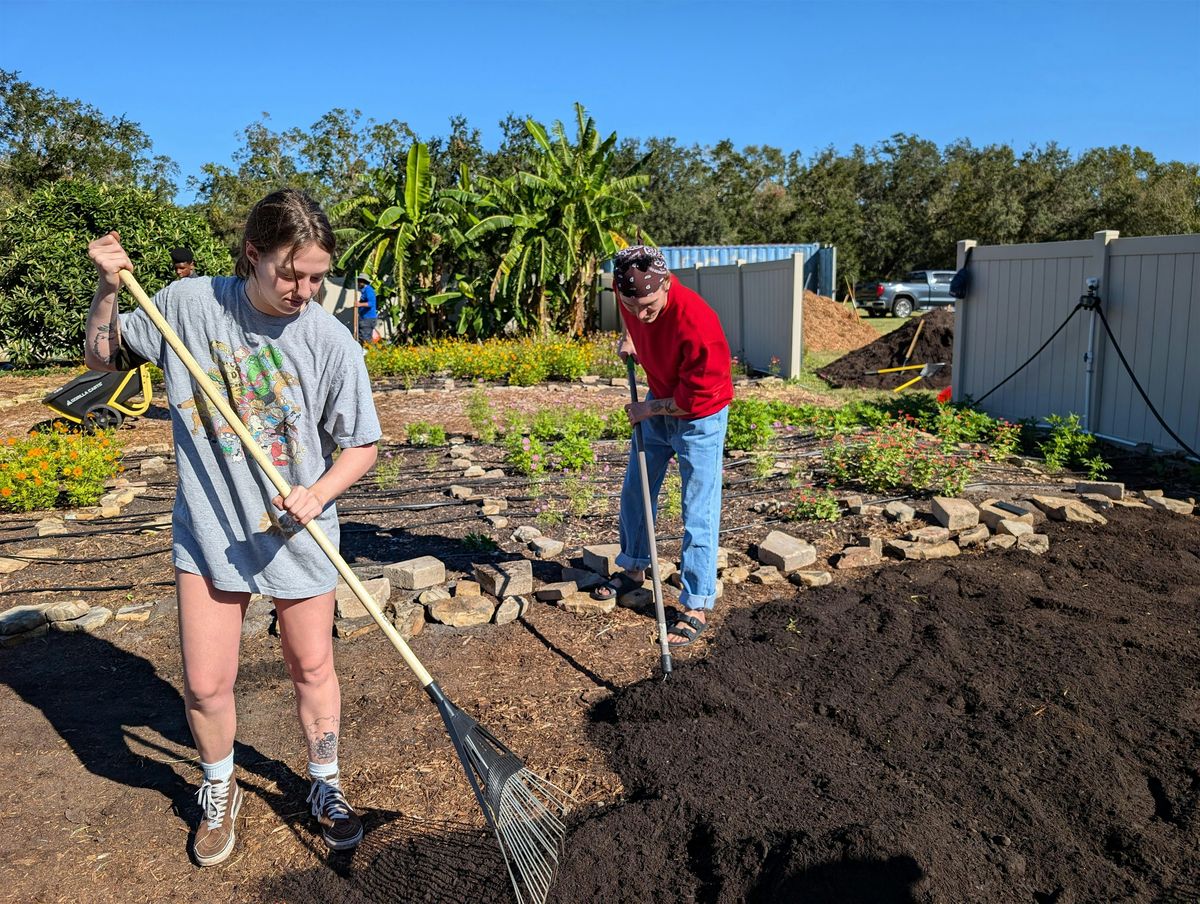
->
xmin=3 ymin=0 xmax=1197 ymax=204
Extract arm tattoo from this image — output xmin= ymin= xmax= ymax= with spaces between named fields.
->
xmin=649 ymin=397 xmax=690 ymax=418
xmin=91 ymin=322 xmax=114 ymax=366
xmin=306 ymin=716 xmax=340 ymax=764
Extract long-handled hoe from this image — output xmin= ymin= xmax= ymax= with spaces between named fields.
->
xmin=626 ymin=356 xmax=672 ymax=678
xmin=118 ymin=271 xmax=569 ymax=904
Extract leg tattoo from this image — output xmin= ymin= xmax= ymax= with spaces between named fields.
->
xmin=306 ymin=716 xmax=340 ymax=764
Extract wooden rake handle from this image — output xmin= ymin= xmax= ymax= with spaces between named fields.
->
xmin=118 ymin=270 xmax=435 ymax=688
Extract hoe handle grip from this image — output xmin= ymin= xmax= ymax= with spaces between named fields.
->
xmin=117 ymin=270 xmax=435 ymax=688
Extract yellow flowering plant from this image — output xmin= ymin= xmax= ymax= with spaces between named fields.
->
xmin=364 ymin=333 xmax=624 ymax=386
xmin=0 ymin=427 xmax=124 ymax=512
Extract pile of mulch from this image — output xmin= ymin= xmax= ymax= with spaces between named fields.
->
xmin=553 ymin=507 xmax=1200 ymax=903
xmin=817 ymin=308 xmax=954 ymax=390
xmin=803 ymin=292 xmax=880 ymax=354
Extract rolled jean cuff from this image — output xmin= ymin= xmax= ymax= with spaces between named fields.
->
xmin=678 ymin=589 xmax=718 ymax=611
xmin=615 ymin=552 xmax=651 ymax=571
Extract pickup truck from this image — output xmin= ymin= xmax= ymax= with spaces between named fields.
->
xmin=854 ymin=270 xmax=957 ymax=317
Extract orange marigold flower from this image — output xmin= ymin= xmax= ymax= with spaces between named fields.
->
xmin=69 ymin=450 xmax=79 ymax=460
xmin=73 ymin=466 xmax=83 ymax=477
xmin=14 ymin=470 xmax=26 ymax=480
xmin=33 ymin=477 xmax=43 ymax=486
xmin=5 ymin=437 xmax=15 ymax=446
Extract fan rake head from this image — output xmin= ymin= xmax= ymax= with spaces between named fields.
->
xmin=428 ymin=684 xmax=571 ymax=904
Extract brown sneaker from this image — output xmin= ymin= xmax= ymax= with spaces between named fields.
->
xmin=307 ymin=776 xmax=363 ymax=851
xmin=192 ymin=776 xmax=243 ymax=867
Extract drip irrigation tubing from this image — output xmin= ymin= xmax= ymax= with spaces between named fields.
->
xmin=0 ymin=580 xmax=175 ymax=598
xmin=962 ymin=480 xmax=1086 ymax=492
xmin=0 ymin=545 xmax=171 ymax=564
xmin=0 ymin=521 xmax=171 ymax=543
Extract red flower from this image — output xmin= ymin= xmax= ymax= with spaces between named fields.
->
xmin=937 ymin=386 xmax=953 ymax=404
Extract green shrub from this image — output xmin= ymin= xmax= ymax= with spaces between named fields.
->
xmin=503 ymin=431 xmax=546 ymax=476
xmin=784 ymin=489 xmax=841 ymax=522
xmin=405 ymin=421 xmax=446 ymax=446
xmin=987 ymin=420 xmax=1021 ymax=461
xmin=373 ymin=451 xmax=404 ymax=490
xmin=1038 ymin=413 xmax=1109 ymax=478
xmin=662 ymin=471 xmax=682 ymax=519
xmin=503 ymin=407 xmax=604 ymax=475
xmin=465 ymin=388 xmax=497 ymax=443
xmin=824 ymin=420 xmax=978 ymax=495
xmin=563 ymin=475 xmax=607 ymax=517
xmin=462 ymin=531 xmax=498 ymax=552
xmin=0 ymin=180 xmax=231 ymax=366
xmin=931 ymin=404 xmax=997 ymax=451
xmin=726 ymin=399 xmax=776 ymax=451
xmin=548 ymin=434 xmax=595 ymax=472
xmin=604 ymin=406 xmax=632 ymax=441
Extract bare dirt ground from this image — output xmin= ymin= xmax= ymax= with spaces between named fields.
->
xmin=1 ymin=375 xmax=1198 ymax=903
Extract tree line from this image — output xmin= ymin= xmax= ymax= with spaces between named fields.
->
xmin=1 ymin=69 xmax=1197 ymax=360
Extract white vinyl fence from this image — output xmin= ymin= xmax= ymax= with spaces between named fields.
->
xmin=953 ymin=231 xmax=1200 ymax=456
xmin=318 ymin=277 xmax=394 ymax=341
xmin=596 ymin=252 xmax=806 ymax=378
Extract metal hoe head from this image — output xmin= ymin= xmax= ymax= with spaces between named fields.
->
xmin=428 ymin=684 xmax=571 ymax=904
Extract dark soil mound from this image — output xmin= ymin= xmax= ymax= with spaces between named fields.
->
xmin=818 ymin=309 xmax=954 ymax=390
xmin=553 ymin=508 xmax=1200 ymax=903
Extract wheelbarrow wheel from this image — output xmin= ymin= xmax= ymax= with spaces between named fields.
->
xmin=84 ymin=404 xmax=123 ymax=432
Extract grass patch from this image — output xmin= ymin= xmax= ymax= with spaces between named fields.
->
xmin=860 ymin=311 xmax=914 ymax=335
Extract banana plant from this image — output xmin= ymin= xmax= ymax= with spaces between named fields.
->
xmin=461 ymin=104 xmax=649 ymax=337
xmin=523 ymin=104 xmax=650 ymax=335
xmin=333 ymin=143 xmax=474 ymax=339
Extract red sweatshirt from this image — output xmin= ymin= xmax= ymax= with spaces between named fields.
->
xmin=620 ymin=279 xmax=734 ymax=418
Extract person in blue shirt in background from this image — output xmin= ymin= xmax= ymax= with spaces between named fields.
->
xmin=355 ymin=274 xmax=378 ymax=345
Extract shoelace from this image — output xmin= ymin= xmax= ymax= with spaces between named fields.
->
xmin=307 ymin=779 xmax=351 ymax=821
xmin=196 ymin=779 xmax=230 ymax=830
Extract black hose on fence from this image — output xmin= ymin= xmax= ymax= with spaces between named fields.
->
xmin=1093 ymin=305 xmax=1199 ymax=460
xmin=974 ymin=302 xmax=1085 ymax=405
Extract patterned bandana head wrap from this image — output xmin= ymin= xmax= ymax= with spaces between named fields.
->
xmin=613 ymin=245 xmax=669 ymax=298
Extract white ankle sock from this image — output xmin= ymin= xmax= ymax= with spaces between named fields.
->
xmin=201 ymin=750 xmax=234 ymax=784
xmin=308 ymin=759 xmax=339 ymax=785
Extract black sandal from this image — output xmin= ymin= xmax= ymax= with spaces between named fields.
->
xmin=666 ymin=612 xmax=709 ymax=647
xmin=591 ymin=572 xmax=644 ymax=601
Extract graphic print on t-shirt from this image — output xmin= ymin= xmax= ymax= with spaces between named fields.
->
xmin=178 ymin=341 xmax=305 ymax=466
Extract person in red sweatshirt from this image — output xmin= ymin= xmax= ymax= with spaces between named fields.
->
xmin=591 ymin=246 xmax=733 ymax=646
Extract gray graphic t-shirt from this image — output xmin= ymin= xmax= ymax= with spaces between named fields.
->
xmin=120 ymin=276 xmax=381 ymax=597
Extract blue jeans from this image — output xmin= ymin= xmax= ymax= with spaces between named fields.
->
xmin=616 ymin=402 xmax=729 ymax=611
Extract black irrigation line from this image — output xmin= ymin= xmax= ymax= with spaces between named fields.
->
xmin=962 ymin=479 xmax=1087 ymax=493
xmin=0 ymin=544 xmax=172 ymax=565
xmin=1094 ymin=305 xmax=1200 ymax=460
xmin=0 ymin=521 xmax=171 ymax=543
xmin=0 ymin=507 xmax=174 ymax=541
xmin=0 ymin=580 xmax=175 ymax=598
xmin=972 ymin=303 xmax=1087 ymax=405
